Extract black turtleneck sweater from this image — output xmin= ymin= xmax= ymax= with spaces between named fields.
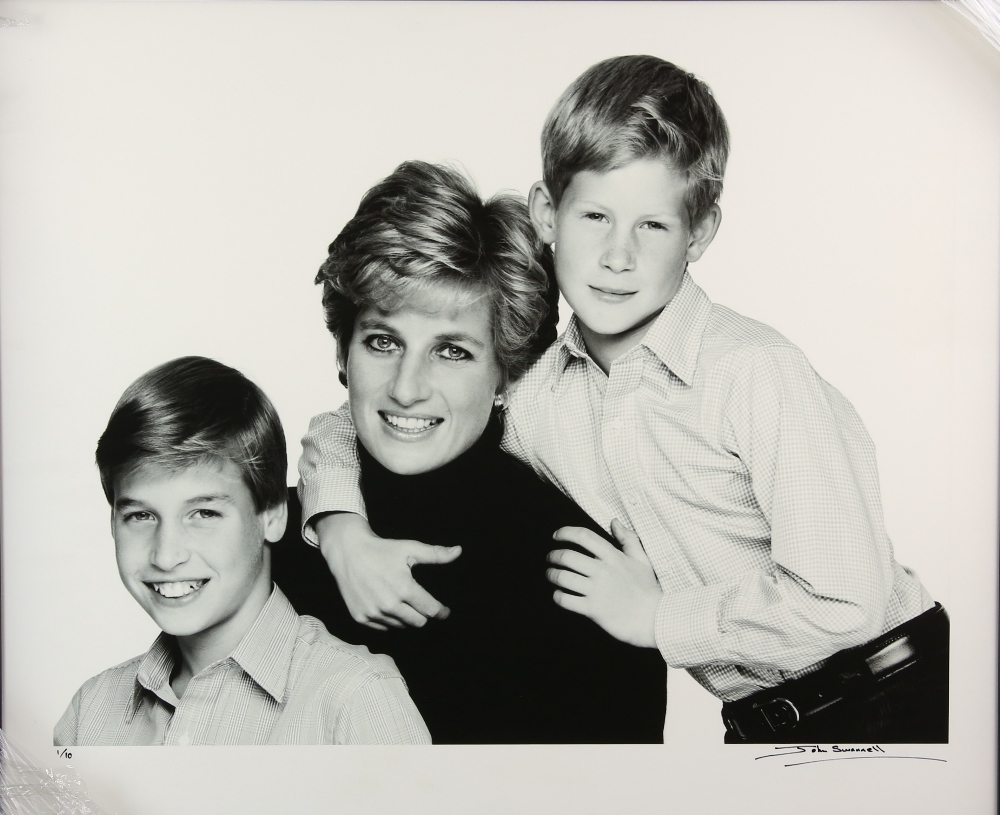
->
xmin=273 ymin=415 xmax=666 ymax=744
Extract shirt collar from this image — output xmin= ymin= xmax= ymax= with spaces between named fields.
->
xmin=559 ymin=316 xmax=590 ymax=362
xmin=551 ymin=271 xmax=712 ymax=387
xmin=135 ymin=585 xmax=300 ymax=705
xmin=136 ymin=632 xmax=179 ymax=705
xmin=637 ymin=271 xmax=712 ymax=386
xmin=229 ymin=585 xmax=300 ymax=703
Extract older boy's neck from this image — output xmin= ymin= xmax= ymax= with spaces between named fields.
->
xmin=172 ymin=636 xmax=236 ymax=699
xmin=170 ymin=580 xmax=273 ymax=698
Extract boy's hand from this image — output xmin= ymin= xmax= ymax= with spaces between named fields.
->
xmin=315 ymin=513 xmax=461 ymax=630
xmin=546 ymin=519 xmax=661 ymax=648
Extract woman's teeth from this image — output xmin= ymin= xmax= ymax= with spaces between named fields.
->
xmin=152 ymin=580 xmax=206 ymax=598
xmin=383 ymin=414 xmax=441 ymax=432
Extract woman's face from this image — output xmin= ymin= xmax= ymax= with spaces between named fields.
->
xmin=346 ymin=285 xmax=503 ymax=475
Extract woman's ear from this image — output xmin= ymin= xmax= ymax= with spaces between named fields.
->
xmin=529 ymin=181 xmax=558 ymax=244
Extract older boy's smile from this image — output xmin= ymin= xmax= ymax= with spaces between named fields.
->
xmin=148 ymin=579 xmax=208 ymax=599
xmin=113 ymin=460 xmax=283 ymax=661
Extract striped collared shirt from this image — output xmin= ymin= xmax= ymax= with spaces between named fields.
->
xmin=298 ymin=273 xmax=932 ymax=702
xmin=55 ymin=587 xmax=430 ymax=745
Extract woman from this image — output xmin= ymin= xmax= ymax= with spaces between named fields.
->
xmin=273 ymin=161 xmax=665 ymax=743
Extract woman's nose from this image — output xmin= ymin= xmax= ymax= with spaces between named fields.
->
xmin=388 ymin=352 xmax=431 ymax=406
xmin=150 ymin=524 xmax=191 ymax=571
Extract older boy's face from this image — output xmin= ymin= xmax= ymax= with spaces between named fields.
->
xmin=112 ymin=460 xmax=285 ymax=656
xmin=537 ymin=158 xmax=717 ymax=367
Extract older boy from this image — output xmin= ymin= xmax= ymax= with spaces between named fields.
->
xmin=300 ymin=56 xmax=947 ymax=743
xmin=55 ymin=356 xmax=429 ymax=746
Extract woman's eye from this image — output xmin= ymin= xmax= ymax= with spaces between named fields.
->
xmin=583 ymin=212 xmax=607 ymax=223
xmin=438 ymin=345 xmax=472 ymax=362
xmin=365 ymin=335 xmax=400 ymax=354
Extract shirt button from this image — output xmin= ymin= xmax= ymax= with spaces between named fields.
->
xmin=628 ymin=495 xmax=638 ymax=506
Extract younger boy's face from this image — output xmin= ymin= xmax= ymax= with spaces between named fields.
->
xmin=531 ymin=157 xmax=719 ymax=367
xmin=112 ymin=459 xmax=285 ymax=653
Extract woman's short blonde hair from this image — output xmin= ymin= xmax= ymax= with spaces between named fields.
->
xmin=316 ymin=161 xmax=558 ymax=389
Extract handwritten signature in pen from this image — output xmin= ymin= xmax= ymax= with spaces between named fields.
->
xmin=754 ymin=744 xmax=947 ymax=767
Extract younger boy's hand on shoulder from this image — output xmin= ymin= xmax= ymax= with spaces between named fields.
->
xmin=546 ymin=520 xmax=662 ymax=648
xmin=314 ymin=512 xmax=462 ymax=630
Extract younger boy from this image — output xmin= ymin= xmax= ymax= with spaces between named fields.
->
xmin=300 ymin=56 xmax=948 ymax=743
xmin=55 ymin=356 xmax=429 ymax=746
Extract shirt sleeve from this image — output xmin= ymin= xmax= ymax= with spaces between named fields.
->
xmin=53 ymin=691 xmax=81 ymax=746
xmin=333 ymin=676 xmax=432 ymax=745
xmin=655 ymin=344 xmax=896 ymax=673
xmin=297 ymin=403 xmax=368 ymax=546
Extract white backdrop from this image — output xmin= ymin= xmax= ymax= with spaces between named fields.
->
xmin=1 ymin=2 xmax=997 ymax=813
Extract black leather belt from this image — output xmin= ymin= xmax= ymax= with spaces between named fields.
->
xmin=722 ymin=603 xmax=949 ymax=741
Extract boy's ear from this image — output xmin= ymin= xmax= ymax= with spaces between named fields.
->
xmin=686 ymin=204 xmax=722 ymax=263
xmin=528 ymin=181 xmax=558 ymax=244
xmin=262 ymin=500 xmax=288 ymax=544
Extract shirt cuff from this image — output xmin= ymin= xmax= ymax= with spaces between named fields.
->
xmin=298 ymin=469 xmax=368 ymax=547
xmin=654 ymin=583 xmax=728 ymax=669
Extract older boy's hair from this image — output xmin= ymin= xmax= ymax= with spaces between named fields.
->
xmin=96 ymin=356 xmax=287 ymax=513
xmin=541 ymin=55 xmax=730 ymax=225
xmin=316 ymin=160 xmax=558 ymax=389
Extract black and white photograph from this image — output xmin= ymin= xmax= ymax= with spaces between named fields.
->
xmin=1 ymin=1 xmax=997 ymax=812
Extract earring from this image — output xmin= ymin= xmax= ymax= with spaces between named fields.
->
xmin=493 ymin=392 xmax=507 ymax=410
xmin=550 ymin=242 xmax=556 ymax=253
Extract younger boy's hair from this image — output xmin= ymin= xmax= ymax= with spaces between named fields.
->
xmin=96 ymin=356 xmax=287 ymax=513
xmin=541 ymin=55 xmax=730 ymax=225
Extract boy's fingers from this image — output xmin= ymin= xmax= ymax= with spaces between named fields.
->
xmin=354 ymin=606 xmax=404 ymax=629
xmin=386 ymin=602 xmax=432 ymax=629
xmin=552 ymin=526 xmax=617 ymax=558
xmin=363 ymin=620 xmax=390 ymax=632
xmin=405 ymin=542 xmax=462 ymax=566
xmin=400 ymin=581 xmax=451 ymax=621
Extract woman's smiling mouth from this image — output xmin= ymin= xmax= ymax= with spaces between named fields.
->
xmin=380 ymin=412 xmax=443 ymax=434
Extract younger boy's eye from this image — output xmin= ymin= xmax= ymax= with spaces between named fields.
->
xmin=438 ymin=344 xmax=472 ymax=362
xmin=123 ymin=510 xmax=154 ymax=523
xmin=364 ymin=335 xmax=401 ymax=354
xmin=641 ymin=221 xmax=667 ymax=231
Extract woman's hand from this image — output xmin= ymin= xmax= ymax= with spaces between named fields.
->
xmin=315 ymin=512 xmax=462 ymax=630
xmin=546 ymin=519 xmax=661 ymax=648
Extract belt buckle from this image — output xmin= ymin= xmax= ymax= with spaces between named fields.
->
xmin=755 ymin=697 xmax=800 ymax=735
